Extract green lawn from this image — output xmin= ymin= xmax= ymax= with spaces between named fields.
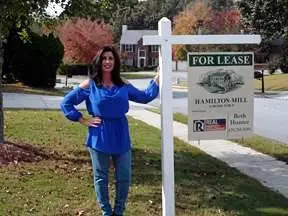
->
xmin=148 ymin=108 xmax=288 ymax=164
xmin=254 ymin=73 xmax=288 ymax=91
xmin=2 ymin=83 xmax=68 ymax=96
xmin=1 ymin=110 xmax=288 ymax=216
xmin=121 ymin=73 xmax=155 ymax=79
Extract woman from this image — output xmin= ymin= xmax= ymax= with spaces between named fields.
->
xmin=60 ymin=46 xmax=159 ymax=216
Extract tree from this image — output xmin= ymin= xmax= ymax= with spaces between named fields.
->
xmin=237 ymin=0 xmax=288 ymax=40
xmin=208 ymin=0 xmax=235 ymax=11
xmin=0 ymin=40 xmax=3 ymax=143
xmin=111 ymin=0 xmax=195 ymax=43
xmin=237 ymin=0 xmax=288 ymax=72
xmin=3 ymin=29 xmax=64 ymax=87
xmin=207 ymin=9 xmax=241 ymax=34
xmin=172 ymin=1 xmax=213 ymax=60
xmin=0 ymin=0 xmax=131 ymax=143
xmin=56 ymin=18 xmax=113 ymax=64
xmin=172 ymin=1 xmax=243 ymax=60
xmin=0 ymin=0 xmax=67 ymax=144
xmin=61 ymin=0 xmax=139 ymax=24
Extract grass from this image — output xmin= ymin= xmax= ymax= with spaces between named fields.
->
xmin=2 ymin=83 xmax=68 ymax=96
xmin=254 ymin=73 xmax=288 ymax=91
xmin=148 ymin=108 xmax=288 ymax=164
xmin=1 ymin=110 xmax=288 ymax=216
xmin=121 ymin=74 xmax=155 ymax=79
xmin=148 ymin=107 xmax=188 ymax=124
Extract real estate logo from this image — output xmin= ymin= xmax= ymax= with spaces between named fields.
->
xmin=193 ymin=119 xmax=226 ymax=132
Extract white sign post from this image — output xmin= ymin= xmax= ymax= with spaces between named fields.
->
xmin=143 ymin=17 xmax=261 ymax=216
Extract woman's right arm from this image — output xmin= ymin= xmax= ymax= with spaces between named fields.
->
xmin=60 ymin=80 xmax=90 ymax=122
xmin=60 ymin=80 xmax=102 ymax=127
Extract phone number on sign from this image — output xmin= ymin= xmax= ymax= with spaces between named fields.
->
xmin=228 ymin=127 xmax=251 ymax=132
xmin=209 ymin=104 xmax=235 ymax=108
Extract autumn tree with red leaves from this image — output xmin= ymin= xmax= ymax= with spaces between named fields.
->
xmin=172 ymin=1 xmax=212 ymax=60
xmin=207 ymin=9 xmax=241 ymax=34
xmin=172 ymin=1 xmax=243 ymax=60
xmin=56 ymin=18 xmax=113 ymax=64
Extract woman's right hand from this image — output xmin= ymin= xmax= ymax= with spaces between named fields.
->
xmin=79 ymin=117 xmax=102 ymax=127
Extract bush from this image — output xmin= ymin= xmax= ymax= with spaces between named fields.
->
xmin=2 ymin=73 xmax=16 ymax=84
xmin=57 ymin=64 xmax=90 ymax=76
xmin=120 ymin=65 xmax=141 ymax=72
xmin=57 ymin=64 xmax=68 ymax=75
xmin=280 ymin=65 xmax=288 ymax=73
xmin=267 ymin=56 xmax=282 ymax=74
xmin=2 ymin=28 xmax=22 ymax=83
xmin=3 ymin=28 xmax=64 ymax=88
xmin=66 ymin=64 xmax=90 ymax=76
xmin=120 ymin=65 xmax=157 ymax=72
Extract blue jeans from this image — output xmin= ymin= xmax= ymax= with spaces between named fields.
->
xmin=88 ymin=148 xmax=131 ymax=216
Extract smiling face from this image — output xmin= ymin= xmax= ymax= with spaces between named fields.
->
xmin=90 ymin=46 xmax=123 ymax=86
xmin=101 ymin=51 xmax=115 ymax=74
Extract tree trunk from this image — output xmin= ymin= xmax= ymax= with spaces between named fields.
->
xmin=0 ymin=40 xmax=4 ymax=144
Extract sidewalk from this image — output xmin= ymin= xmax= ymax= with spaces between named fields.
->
xmin=128 ymin=109 xmax=288 ymax=199
xmin=3 ymin=92 xmax=154 ymax=110
xmin=3 ymin=92 xmax=288 ymax=199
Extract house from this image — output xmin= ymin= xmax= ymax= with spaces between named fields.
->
xmin=120 ymin=25 xmax=159 ymax=68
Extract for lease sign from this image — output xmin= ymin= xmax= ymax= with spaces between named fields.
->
xmin=188 ymin=52 xmax=254 ymax=140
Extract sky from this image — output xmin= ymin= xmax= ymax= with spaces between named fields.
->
xmin=45 ymin=1 xmax=67 ymax=17
xmin=45 ymin=0 xmax=145 ymax=17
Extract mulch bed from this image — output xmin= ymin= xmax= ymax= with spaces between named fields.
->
xmin=0 ymin=142 xmax=90 ymax=166
xmin=0 ymin=142 xmax=50 ymax=165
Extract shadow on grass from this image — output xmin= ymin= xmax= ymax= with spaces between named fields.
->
xmin=1 ymin=142 xmax=287 ymax=215
xmin=274 ymin=153 xmax=288 ymax=164
xmin=131 ymin=147 xmax=288 ymax=216
xmin=254 ymin=92 xmax=279 ymax=96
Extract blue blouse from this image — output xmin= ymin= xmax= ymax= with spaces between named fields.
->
xmin=60 ymin=79 xmax=159 ymax=154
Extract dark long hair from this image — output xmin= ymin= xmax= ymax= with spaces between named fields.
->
xmin=90 ymin=46 xmax=124 ymax=86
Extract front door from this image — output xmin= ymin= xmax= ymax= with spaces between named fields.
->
xmin=138 ymin=48 xmax=146 ymax=68
xmin=140 ymin=58 xmax=145 ymax=67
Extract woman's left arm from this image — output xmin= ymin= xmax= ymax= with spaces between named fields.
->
xmin=127 ymin=73 xmax=159 ymax=104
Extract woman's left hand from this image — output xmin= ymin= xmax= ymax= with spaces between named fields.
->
xmin=154 ymin=67 xmax=160 ymax=85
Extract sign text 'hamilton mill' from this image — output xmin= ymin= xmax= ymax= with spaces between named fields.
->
xmin=189 ymin=54 xmax=253 ymax=67
xmin=195 ymin=97 xmax=247 ymax=105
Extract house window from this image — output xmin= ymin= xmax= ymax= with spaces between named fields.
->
xmin=125 ymin=59 xmax=133 ymax=66
xmin=148 ymin=57 xmax=152 ymax=66
xmin=152 ymin=58 xmax=158 ymax=66
xmin=124 ymin=44 xmax=134 ymax=52
xmin=139 ymin=49 xmax=145 ymax=57
xmin=151 ymin=45 xmax=158 ymax=52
